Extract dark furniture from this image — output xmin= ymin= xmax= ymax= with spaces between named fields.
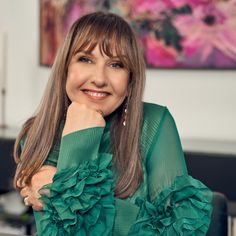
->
xmin=185 ymin=150 xmax=236 ymax=203
xmin=0 ymin=143 xmax=15 ymax=192
xmin=183 ymin=139 xmax=235 ymax=236
xmin=207 ymin=192 xmax=228 ymax=236
xmin=0 ymin=128 xmax=35 ymax=235
xmin=0 ymin=128 xmax=17 ymax=192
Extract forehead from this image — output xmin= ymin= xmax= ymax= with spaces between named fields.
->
xmin=73 ymin=40 xmax=127 ymax=62
xmin=81 ymin=43 xmax=120 ymax=56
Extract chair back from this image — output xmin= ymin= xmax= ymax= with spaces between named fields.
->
xmin=207 ymin=192 xmax=228 ymax=236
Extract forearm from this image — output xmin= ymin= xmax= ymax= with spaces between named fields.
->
xmin=56 ymin=127 xmax=104 ymax=170
xmin=35 ymin=127 xmax=116 ymax=235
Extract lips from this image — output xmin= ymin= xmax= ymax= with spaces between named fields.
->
xmin=82 ymin=89 xmax=110 ymax=99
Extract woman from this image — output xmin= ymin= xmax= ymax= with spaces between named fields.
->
xmin=14 ymin=12 xmax=212 ymax=235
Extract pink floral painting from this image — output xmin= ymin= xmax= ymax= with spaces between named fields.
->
xmin=40 ymin=0 xmax=236 ymax=69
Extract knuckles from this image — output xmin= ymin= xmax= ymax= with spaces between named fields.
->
xmin=20 ymin=187 xmax=29 ymax=197
xmin=67 ymin=102 xmax=92 ymax=114
xmin=66 ymin=102 xmax=105 ymax=125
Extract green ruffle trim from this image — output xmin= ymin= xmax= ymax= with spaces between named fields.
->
xmin=38 ymin=154 xmax=115 ymax=236
xmin=128 ymin=175 xmax=212 ymax=235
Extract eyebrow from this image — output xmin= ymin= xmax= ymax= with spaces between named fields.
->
xmin=75 ymin=50 xmax=123 ymax=60
xmin=75 ymin=50 xmax=93 ymax=56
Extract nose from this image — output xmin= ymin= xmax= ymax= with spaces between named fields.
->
xmin=91 ymin=64 xmax=108 ymax=88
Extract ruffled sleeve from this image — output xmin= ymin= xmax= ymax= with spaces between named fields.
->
xmin=128 ymin=107 xmax=212 ymax=235
xmin=128 ymin=175 xmax=212 ymax=235
xmin=34 ymin=127 xmax=115 ymax=236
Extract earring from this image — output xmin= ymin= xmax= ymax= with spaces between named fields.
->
xmin=123 ymin=106 xmax=127 ymax=126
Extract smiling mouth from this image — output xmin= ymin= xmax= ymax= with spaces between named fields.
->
xmin=82 ymin=89 xmax=110 ymax=99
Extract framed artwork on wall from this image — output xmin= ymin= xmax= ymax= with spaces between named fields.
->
xmin=40 ymin=0 xmax=236 ymax=69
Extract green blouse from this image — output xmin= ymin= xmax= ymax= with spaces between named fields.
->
xmin=33 ymin=102 xmax=212 ymax=235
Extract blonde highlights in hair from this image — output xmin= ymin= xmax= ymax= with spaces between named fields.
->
xmin=14 ymin=12 xmax=146 ymax=198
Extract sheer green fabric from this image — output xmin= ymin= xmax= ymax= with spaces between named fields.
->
xmin=146 ymin=108 xmax=187 ymax=202
xmin=31 ymin=102 xmax=212 ymax=235
xmin=38 ymin=154 xmax=115 ymax=236
xmin=128 ymin=176 xmax=212 ymax=235
xmin=127 ymin=106 xmax=212 ymax=235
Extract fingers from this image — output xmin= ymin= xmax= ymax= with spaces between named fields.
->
xmin=23 ymin=196 xmax=30 ymax=206
xmin=20 ymin=186 xmax=44 ymax=211
xmin=63 ymin=102 xmax=106 ymax=136
xmin=28 ymin=196 xmax=44 ymax=211
xmin=18 ymin=166 xmax=55 ymax=211
xmin=20 ymin=186 xmax=30 ymax=198
xmin=16 ymin=171 xmax=28 ymax=188
xmin=16 ymin=178 xmax=26 ymax=188
xmin=23 ymin=196 xmax=44 ymax=211
xmin=32 ymin=203 xmax=43 ymax=211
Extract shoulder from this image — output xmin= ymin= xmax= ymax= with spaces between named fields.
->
xmin=141 ymin=102 xmax=172 ymax=157
xmin=143 ymin=102 xmax=167 ymax=121
xmin=142 ymin=102 xmax=174 ymax=130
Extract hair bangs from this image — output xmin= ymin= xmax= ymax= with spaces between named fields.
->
xmin=72 ymin=20 xmax=132 ymax=71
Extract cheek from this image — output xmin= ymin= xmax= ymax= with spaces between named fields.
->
xmin=65 ymin=72 xmax=73 ymax=90
xmin=121 ymin=84 xmax=129 ymax=98
xmin=65 ymin=79 xmax=70 ymax=97
xmin=66 ymin=70 xmax=83 ymax=91
xmin=113 ymin=75 xmax=129 ymax=97
xmin=65 ymin=73 xmax=78 ymax=99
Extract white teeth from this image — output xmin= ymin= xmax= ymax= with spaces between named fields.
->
xmin=84 ymin=90 xmax=108 ymax=97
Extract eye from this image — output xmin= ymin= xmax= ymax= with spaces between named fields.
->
xmin=78 ymin=56 xmax=93 ymax=64
xmin=110 ymin=61 xmax=124 ymax=69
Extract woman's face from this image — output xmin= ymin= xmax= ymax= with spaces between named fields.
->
xmin=66 ymin=44 xmax=129 ymax=116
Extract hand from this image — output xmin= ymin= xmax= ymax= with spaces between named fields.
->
xmin=63 ymin=102 xmax=106 ymax=136
xmin=18 ymin=165 xmax=57 ymax=211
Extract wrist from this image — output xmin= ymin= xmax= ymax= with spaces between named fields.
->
xmin=57 ymin=127 xmax=104 ymax=170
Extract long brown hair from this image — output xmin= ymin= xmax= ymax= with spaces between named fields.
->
xmin=14 ymin=12 xmax=146 ymax=198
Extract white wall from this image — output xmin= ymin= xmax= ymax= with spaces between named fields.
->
xmin=145 ymin=70 xmax=236 ymax=140
xmin=0 ymin=0 xmax=236 ymax=141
